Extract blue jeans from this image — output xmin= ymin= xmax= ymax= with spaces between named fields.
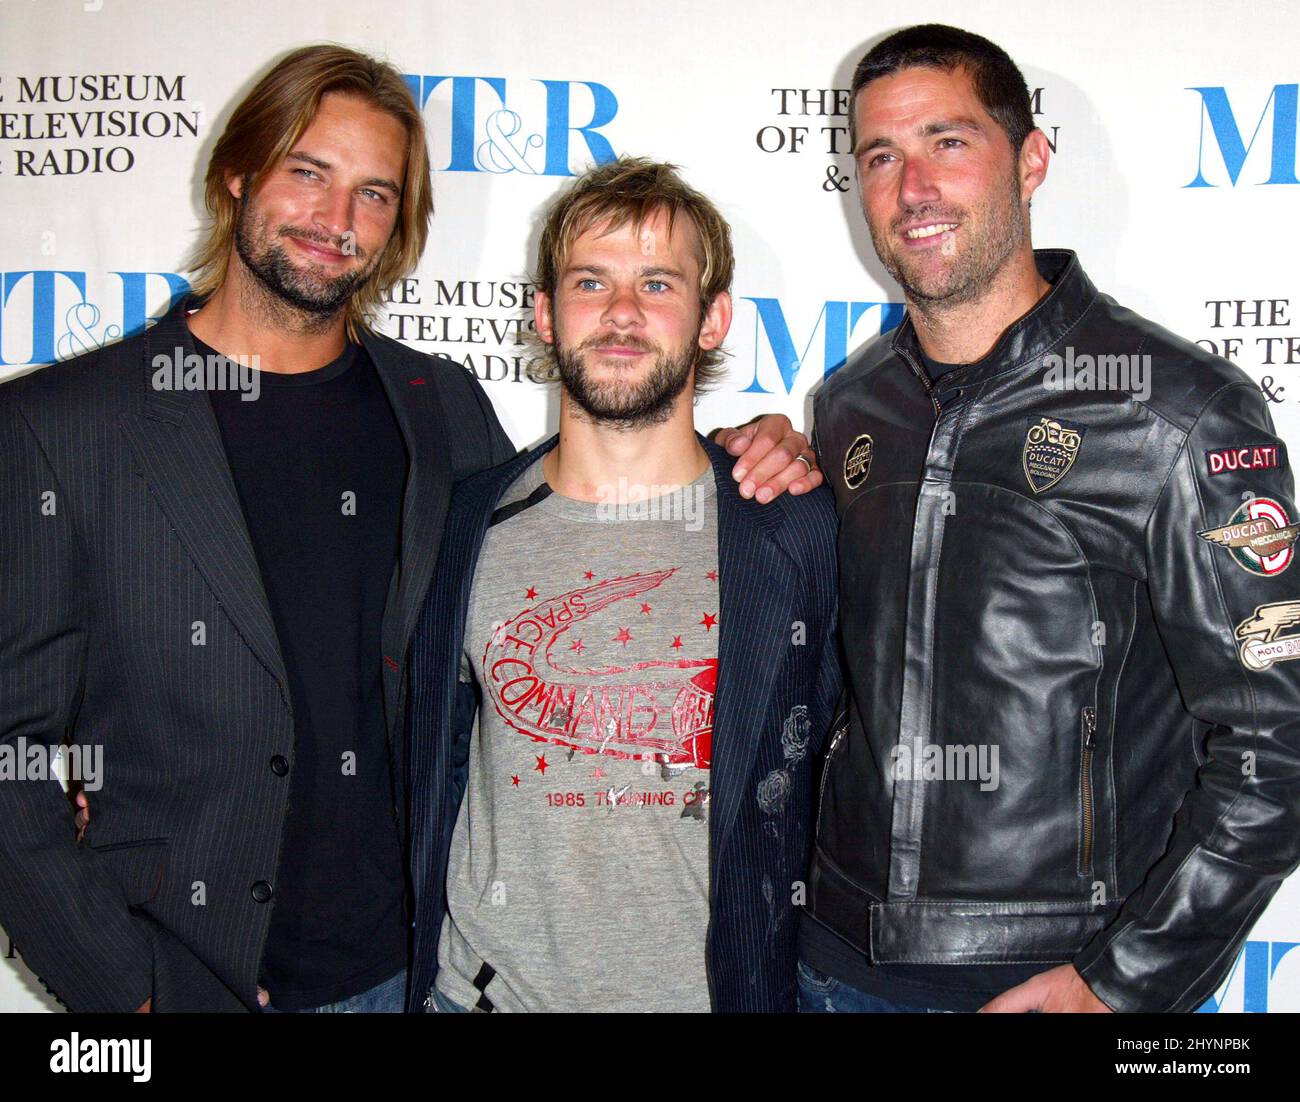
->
xmin=796 ymin=960 xmax=960 ymax=1013
xmin=264 ymin=969 xmax=407 ymax=1013
xmin=429 ymin=985 xmax=470 ymax=1014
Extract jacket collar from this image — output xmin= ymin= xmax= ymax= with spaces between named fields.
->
xmin=890 ymin=248 xmax=1100 ymax=389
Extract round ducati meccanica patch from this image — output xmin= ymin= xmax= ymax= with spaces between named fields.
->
xmin=1197 ymin=495 xmax=1299 ymax=577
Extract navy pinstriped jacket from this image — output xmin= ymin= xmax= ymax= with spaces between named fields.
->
xmin=406 ymin=434 xmax=843 ymax=1012
xmin=0 ymin=297 xmax=513 ymax=1012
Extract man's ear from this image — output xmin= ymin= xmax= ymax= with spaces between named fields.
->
xmin=1018 ymin=129 xmax=1050 ymax=205
xmin=698 ymin=291 xmax=733 ymax=351
xmin=535 ymin=289 xmax=556 ymax=345
xmin=226 ymin=172 xmax=245 ymax=201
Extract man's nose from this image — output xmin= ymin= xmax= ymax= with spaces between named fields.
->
xmin=898 ymin=157 xmax=941 ymax=211
xmin=312 ymin=185 xmax=354 ymax=241
xmin=601 ymin=283 xmax=644 ymax=329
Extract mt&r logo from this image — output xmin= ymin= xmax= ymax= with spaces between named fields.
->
xmin=404 ymin=75 xmax=618 ymax=175
xmin=1186 ymin=83 xmax=1297 ymax=187
xmin=1199 ymin=939 xmax=1300 ymax=1012
xmin=0 ymin=271 xmax=189 ymax=369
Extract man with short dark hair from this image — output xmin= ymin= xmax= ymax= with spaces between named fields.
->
xmin=798 ymin=23 xmax=1300 ymax=1013
xmin=406 ymin=158 xmax=842 ymax=1013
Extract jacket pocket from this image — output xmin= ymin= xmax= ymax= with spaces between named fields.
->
xmin=1078 ymin=706 xmax=1097 ymax=877
xmin=89 ymin=837 xmax=169 ymax=906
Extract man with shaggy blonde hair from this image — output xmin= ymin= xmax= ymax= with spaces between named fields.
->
xmin=0 ymin=44 xmax=513 ymax=1013
xmin=406 ymin=159 xmax=842 ymax=1013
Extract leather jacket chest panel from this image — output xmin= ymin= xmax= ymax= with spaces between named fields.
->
xmin=813 ymin=344 xmax=1188 ymax=910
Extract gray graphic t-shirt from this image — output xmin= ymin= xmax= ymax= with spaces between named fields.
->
xmin=436 ymin=456 xmax=719 ymax=1012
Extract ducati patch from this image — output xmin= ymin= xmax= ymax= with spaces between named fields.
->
xmin=844 ymin=434 xmax=874 ymax=490
xmin=1235 ymin=600 xmax=1300 ymax=670
xmin=1198 ymin=496 xmax=1299 ymax=577
xmin=1023 ymin=417 xmax=1085 ymax=494
xmin=1206 ymin=443 xmax=1283 ymax=477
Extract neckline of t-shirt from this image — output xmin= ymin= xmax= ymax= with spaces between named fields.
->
xmin=516 ymin=454 xmax=716 ymax=523
xmin=190 ymin=334 xmax=362 ymax=387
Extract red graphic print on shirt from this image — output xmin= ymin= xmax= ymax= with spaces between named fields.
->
xmin=481 ymin=568 xmax=716 ymax=769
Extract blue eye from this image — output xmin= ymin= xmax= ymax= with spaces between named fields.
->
xmin=577 ymin=278 xmax=602 ymax=291
xmin=645 ymin=280 xmax=669 ymax=293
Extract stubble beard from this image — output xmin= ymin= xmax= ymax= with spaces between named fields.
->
xmin=555 ymin=333 xmax=698 ymax=431
xmin=868 ymin=165 xmax=1026 ymax=315
xmin=233 ymin=195 xmax=378 ymax=330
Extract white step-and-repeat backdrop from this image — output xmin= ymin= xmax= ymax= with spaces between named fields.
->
xmin=1 ymin=0 xmax=1297 ymax=1011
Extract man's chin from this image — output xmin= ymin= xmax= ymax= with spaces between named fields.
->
xmin=572 ymin=400 xmax=677 ymax=428
xmin=242 ymin=240 xmax=369 ymax=317
xmin=891 ymin=262 xmax=975 ymax=306
xmin=263 ymin=268 xmax=365 ymax=315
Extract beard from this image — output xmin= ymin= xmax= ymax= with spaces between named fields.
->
xmin=233 ymin=196 xmax=376 ymax=317
xmin=555 ymin=332 xmax=698 ymax=430
xmin=867 ymin=165 xmax=1025 ymax=309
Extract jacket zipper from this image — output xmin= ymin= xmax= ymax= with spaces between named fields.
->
xmin=896 ymin=347 xmax=942 ymax=416
xmin=1079 ymin=705 xmax=1096 ymax=877
xmin=816 ymin=722 xmax=848 ymax=829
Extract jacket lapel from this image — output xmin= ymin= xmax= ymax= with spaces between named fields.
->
xmin=362 ymin=334 xmax=454 ymax=695
xmin=703 ymin=438 xmax=794 ymax=861
xmin=119 ymin=299 xmax=288 ymax=699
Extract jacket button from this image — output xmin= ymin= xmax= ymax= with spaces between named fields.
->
xmin=251 ymin=881 xmax=273 ymax=903
xmin=270 ymin=755 xmax=289 ymax=776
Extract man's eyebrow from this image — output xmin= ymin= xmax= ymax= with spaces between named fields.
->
xmin=563 ymin=264 xmax=689 ymax=281
xmin=639 ymin=265 xmax=687 ymax=281
xmin=285 ymin=151 xmax=400 ymax=195
xmin=921 ymin=117 xmax=985 ymax=138
xmin=853 ymin=117 xmax=985 ymax=158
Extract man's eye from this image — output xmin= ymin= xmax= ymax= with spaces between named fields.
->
xmin=938 ymin=138 xmax=965 ymax=149
xmin=360 ymin=188 xmax=388 ymax=203
xmin=293 ymin=167 xmax=319 ymax=179
xmin=644 ymin=280 xmax=669 ymax=293
xmin=866 ymin=152 xmax=894 ymax=169
xmin=577 ymin=278 xmax=602 ymax=291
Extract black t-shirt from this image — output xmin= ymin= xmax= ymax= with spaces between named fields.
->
xmin=203 ymin=335 xmax=409 ymax=1009
xmin=800 ymin=342 xmax=1052 ymax=1011
xmin=918 ymin=347 xmax=966 ymax=383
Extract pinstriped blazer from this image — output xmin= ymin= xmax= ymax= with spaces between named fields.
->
xmin=406 ymin=434 xmax=843 ymax=1012
xmin=0 ymin=296 xmax=514 ymax=1012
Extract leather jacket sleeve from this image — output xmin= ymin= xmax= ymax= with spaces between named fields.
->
xmin=1074 ymin=381 xmax=1300 ymax=1012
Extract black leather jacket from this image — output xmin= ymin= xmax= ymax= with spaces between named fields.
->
xmin=808 ymin=249 xmax=1300 ymax=1012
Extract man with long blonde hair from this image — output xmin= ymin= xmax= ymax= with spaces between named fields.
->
xmin=0 ymin=44 xmax=513 ymax=1013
